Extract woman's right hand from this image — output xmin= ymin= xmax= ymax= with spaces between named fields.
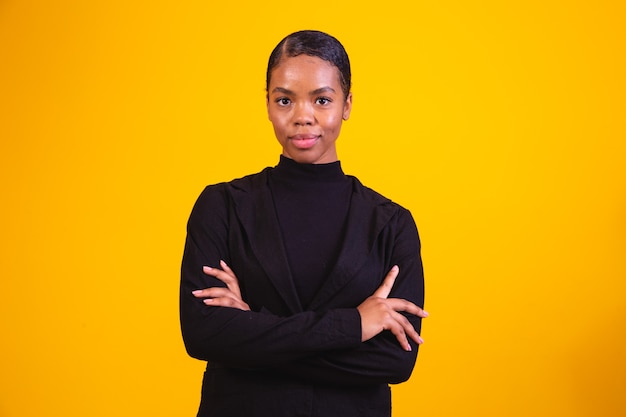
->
xmin=192 ymin=260 xmax=251 ymax=311
xmin=356 ymin=265 xmax=428 ymax=351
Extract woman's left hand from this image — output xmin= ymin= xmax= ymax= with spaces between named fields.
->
xmin=192 ymin=260 xmax=251 ymax=311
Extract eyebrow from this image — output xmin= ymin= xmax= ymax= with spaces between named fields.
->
xmin=270 ymin=86 xmax=337 ymax=96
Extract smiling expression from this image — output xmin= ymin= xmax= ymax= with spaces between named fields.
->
xmin=267 ymin=54 xmax=352 ymax=164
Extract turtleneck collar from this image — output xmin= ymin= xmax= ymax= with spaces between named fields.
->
xmin=272 ymin=155 xmax=346 ymax=183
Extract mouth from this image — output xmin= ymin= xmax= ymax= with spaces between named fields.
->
xmin=289 ymin=134 xmax=320 ymax=150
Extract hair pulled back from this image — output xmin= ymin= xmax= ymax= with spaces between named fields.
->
xmin=266 ymin=30 xmax=351 ymax=99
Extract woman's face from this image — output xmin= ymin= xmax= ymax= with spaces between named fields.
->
xmin=267 ymin=54 xmax=352 ymax=164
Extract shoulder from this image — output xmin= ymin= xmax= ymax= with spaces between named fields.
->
xmin=229 ymin=167 xmax=272 ymax=192
xmin=348 ymin=175 xmax=412 ymax=215
xmin=346 ymin=176 xmax=418 ymax=242
xmin=189 ymin=167 xmax=272 ymax=220
xmin=196 ymin=167 xmax=272 ymax=200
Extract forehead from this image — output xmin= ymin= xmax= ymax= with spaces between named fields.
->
xmin=269 ymin=55 xmax=342 ymax=90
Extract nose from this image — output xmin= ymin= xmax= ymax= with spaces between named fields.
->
xmin=293 ymin=101 xmax=314 ymax=126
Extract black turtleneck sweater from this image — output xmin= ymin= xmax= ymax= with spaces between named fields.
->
xmin=268 ymin=156 xmax=352 ymax=309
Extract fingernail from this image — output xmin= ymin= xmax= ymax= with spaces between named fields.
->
xmin=406 ymin=343 xmax=412 ymax=351
xmin=392 ymin=265 xmax=399 ymax=271
xmin=418 ymin=336 xmax=424 ymax=344
xmin=203 ymin=299 xmax=213 ymax=304
xmin=192 ymin=290 xmax=202 ymax=296
xmin=220 ymin=260 xmax=227 ymax=266
xmin=203 ymin=266 xmax=212 ymax=271
xmin=423 ymin=310 xmax=429 ymax=317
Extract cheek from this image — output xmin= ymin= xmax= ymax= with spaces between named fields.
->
xmin=324 ymin=113 xmax=343 ymax=132
xmin=271 ymin=118 xmax=286 ymax=134
xmin=268 ymin=113 xmax=283 ymax=131
xmin=269 ymin=115 xmax=288 ymax=141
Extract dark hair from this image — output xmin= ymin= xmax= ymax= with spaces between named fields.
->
xmin=266 ymin=30 xmax=351 ymax=99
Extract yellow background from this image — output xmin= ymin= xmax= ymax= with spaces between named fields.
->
xmin=1 ymin=1 xmax=625 ymax=416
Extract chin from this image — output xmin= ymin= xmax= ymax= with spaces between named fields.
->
xmin=283 ymin=147 xmax=336 ymax=165
xmin=287 ymin=154 xmax=318 ymax=164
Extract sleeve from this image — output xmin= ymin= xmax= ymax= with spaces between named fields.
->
xmin=180 ymin=185 xmax=362 ymax=369
xmin=275 ymin=208 xmax=425 ymax=385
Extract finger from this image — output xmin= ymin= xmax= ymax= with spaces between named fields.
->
xmin=391 ymin=310 xmax=424 ymax=346
xmin=203 ymin=265 xmax=236 ymax=286
xmin=219 ymin=260 xmax=234 ymax=275
xmin=219 ymin=260 xmax=242 ymax=298
xmin=203 ymin=296 xmax=249 ymax=310
xmin=192 ymin=288 xmax=211 ymax=298
xmin=193 ymin=287 xmax=235 ymax=299
xmin=194 ymin=287 xmax=249 ymax=310
xmin=203 ymin=265 xmax=242 ymax=298
xmin=386 ymin=322 xmax=412 ymax=351
xmin=371 ymin=265 xmax=399 ymax=298
xmin=386 ymin=312 xmax=424 ymax=350
xmin=385 ymin=298 xmax=429 ymax=318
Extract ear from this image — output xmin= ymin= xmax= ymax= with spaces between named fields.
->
xmin=342 ymin=92 xmax=352 ymax=121
xmin=266 ymin=93 xmax=271 ymax=120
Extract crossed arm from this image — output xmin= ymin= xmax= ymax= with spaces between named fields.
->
xmin=193 ymin=262 xmax=428 ymax=352
xmin=181 ymin=185 xmax=426 ymax=384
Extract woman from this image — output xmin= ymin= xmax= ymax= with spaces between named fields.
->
xmin=180 ymin=30 xmax=427 ymax=417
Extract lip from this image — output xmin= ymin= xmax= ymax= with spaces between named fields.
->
xmin=289 ymin=134 xmax=320 ymax=150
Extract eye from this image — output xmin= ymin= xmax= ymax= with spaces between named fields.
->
xmin=316 ymin=97 xmax=332 ymax=106
xmin=276 ymin=97 xmax=291 ymax=106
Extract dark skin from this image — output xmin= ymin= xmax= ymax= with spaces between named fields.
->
xmin=193 ymin=262 xmax=428 ymax=352
xmin=192 ymin=55 xmax=428 ymax=352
